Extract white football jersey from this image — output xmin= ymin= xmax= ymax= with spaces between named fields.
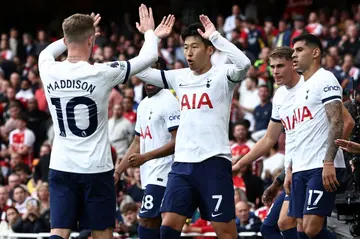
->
xmin=135 ymin=89 xmax=180 ymax=188
xmin=136 ymin=31 xmax=251 ymax=163
xmin=291 ymin=68 xmax=345 ymax=173
xmin=271 ymin=77 xmax=304 ymax=169
xmin=39 ymin=53 xmax=131 ymax=174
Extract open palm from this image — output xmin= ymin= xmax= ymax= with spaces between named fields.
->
xmin=154 ymin=15 xmax=175 ymax=39
xmin=197 ymin=14 xmax=216 ymax=39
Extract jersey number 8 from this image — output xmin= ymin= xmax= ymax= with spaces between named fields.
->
xmin=51 ymin=96 xmax=98 ymax=137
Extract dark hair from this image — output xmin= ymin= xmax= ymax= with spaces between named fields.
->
xmin=234 ymin=119 xmax=251 ymax=130
xmin=122 ymin=202 xmax=138 ymax=214
xmin=269 ymin=47 xmax=294 ymax=61
xmin=181 ymin=23 xmax=213 ymax=47
xmin=17 ymin=113 xmax=28 ymax=124
xmin=5 ymin=206 xmax=19 ymax=223
xmin=292 ymin=33 xmax=323 ymax=55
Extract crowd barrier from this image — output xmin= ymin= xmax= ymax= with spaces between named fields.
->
xmin=0 ymin=231 xmax=262 ymax=238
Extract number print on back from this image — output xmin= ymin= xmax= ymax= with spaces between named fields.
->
xmin=51 ymin=96 xmax=98 ymax=137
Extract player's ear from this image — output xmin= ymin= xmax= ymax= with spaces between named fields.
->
xmin=312 ymin=48 xmax=321 ymax=59
xmin=207 ymin=45 xmax=215 ymax=56
xmin=63 ymin=37 xmax=68 ymax=47
xmin=88 ymin=36 xmax=94 ymax=46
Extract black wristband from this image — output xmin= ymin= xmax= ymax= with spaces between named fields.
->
xmin=276 ymin=169 xmax=286 ymax=185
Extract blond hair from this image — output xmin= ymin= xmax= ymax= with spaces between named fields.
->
xmin=269 ymin=46 xmax=294 ymax=61
xmin=62 ymin=14 xmax=94 ymax=43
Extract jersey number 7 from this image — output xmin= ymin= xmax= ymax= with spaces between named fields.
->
xmin=51 ymin=96 xmax=98 ymax=137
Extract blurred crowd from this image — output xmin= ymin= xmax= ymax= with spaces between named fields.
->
xmin=0 ymin=1 xmax=359 ymax=238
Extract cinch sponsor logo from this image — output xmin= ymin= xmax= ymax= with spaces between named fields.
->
xmin=323 ymin=85 xmax=340 ymax=92
xmin=168 ymin=115 xmax=180 ymax=121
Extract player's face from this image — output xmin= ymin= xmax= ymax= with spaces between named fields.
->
xmin=184 ymin=36 xmax=213 ymax=73
xmin=269 ymin=57 xmax=294 ymax=86
xmin=145 ymin=83 xmax=161 ymax=97
xmin=292 ymin=41 xmax=318 ymax=73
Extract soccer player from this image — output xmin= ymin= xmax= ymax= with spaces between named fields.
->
xmin=134 ymin=15 xmax=251 ymax=239
xmin=38 ymin=6 xmax=171 ymax=239
xmin=285 ymin=34 xmax=347 ymax=239
xmin=233 ymin=46 xmax=300 ymax=239
xmin=232 ymin=46 xmax=354 ymax=239
xmin=115 ymin=83 xmax=179 ymax=238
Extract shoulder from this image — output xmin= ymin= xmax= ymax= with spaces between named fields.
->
xmin=273 ymin=86 xmax=286 ymax=102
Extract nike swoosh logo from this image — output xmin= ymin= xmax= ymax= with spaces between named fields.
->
xmin=211 ymin=212 xmax=223 ymax=217
xmin=306 ymin=206 xmax=318 ymax=211
xmin=179 ymin=83 xmax=190 ymax=87
xmin=139 ymin=210 xmax=148 ymax=213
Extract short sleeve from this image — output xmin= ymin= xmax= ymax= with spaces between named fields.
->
xmin=24 ymin=130 xmax=35 ymax=147
xmin=321 ymin=73 xmax=342 ymax=105
xmin=270 ymin=100 xmax=281 ymax=123
xmin=97 ymin=61 xmax=131 ymax=88
xmin=162 ymin=92 xmax=180 ymax=131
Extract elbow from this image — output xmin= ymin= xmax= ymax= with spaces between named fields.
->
xmin=243 ymin=57 xmax=251 ymax=72
xmin=346 ymin=118 xmax=355 ymax=132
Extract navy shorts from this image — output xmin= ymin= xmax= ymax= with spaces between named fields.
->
xmin=139 ymin=184 xmax=166 ymax=219
xmin=160 ymin=157 xmax=235 ymax=222
xmin=289 ymin=168 xmax=346 ymax=218
xmin=263 ymin=190 xmax=288 ymax=226
xmin=49 ymin=169 xmax=116 ymax=230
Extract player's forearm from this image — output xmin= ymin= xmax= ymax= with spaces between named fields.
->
xmin=209 ymin=31 xmax=251 ymax=76
xmin=235 ymin=136 xmax=277 ymax=168
xmin=116 ymin=140 xmax=140 ymax=174
xmin=40 ymin=38 xmax=67 ymax=59
xmin=342 ymin=106 xmax=355 ymax=140
xmin=275 ymin=169 xmax=286 ymax=186
xmin=324 ymin=101 xmax=344 ymax=162
xmin=143 ymin=137 xmax=175 ymax=162
xmin=135 ymin=67 xmax=164 ymax=88
xmin=128 ymin=30 xmax=158 ymax=77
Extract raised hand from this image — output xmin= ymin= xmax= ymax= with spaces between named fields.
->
xmin=197 ymin=14 xmax=216 ymax=40
xmin=154 ymin=14 xmax=175 ymax=39
xmin=90 ymin=13 xmax=101 ymax=27
xmin=89 ymin=13 xmax=101 ymax=37
xmin=136 ymin=4 xmax=155 ymax=34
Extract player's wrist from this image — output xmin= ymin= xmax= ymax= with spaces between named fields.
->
xmin=209 ymin=31 xmax=220 ymax=41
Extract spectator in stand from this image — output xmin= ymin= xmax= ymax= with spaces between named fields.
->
xmin=224 ymin=4 xmax=245 ymax=40
xmin=8 ymin=113 xmax=35 ymax=166
xmin=13 ymin=185 xmax=32 ymax=214
xmin=108 ymin=104 xmax=134 ymax=159
xmin=36 ymin=182 xmax=49 ymax=214
xmin=306 ymin=12 xmax=323 ymax=36
xmin=15 ymin=79 xmax=34 ymax=106
xmin=235 ymin=201 xmax=262 ymax=233
xmin=126 ymin=167 xmax=143 ymax=207
xmin=253 ymin=85 xmax=272 ymax=136
xmin=122 ymin=96 xmax=137 ymax=123
xmin=0 ymin=186 xmax=11 ymax=221
xmin=117 ymin=202 xmax=139 ymax=237
xmin=182 ymin=219 xmax=216 ymax=239
xmin=291 ymin=15 xmax=307 ymax=46
xmin=12 ymin=198 xmax=49 ymax=233
xmin=0 ymin=207 xmax=20 ymax=234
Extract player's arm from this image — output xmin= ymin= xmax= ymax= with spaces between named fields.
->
xmin=199 ymin=16 xmax=250 ymax=83
xmin=342 ymin=104 xmax=355 ymax=140
xmin=115 ymin=135 xmax=140 ymax=176
xmin=140 ymin=129 xmax=177 ymax=162
xmin=232 ymin=120 xmax=283 ymax=175
xmin=38 ymin=38 xmax=67 ymax=73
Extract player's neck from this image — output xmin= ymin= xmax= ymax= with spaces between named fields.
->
xmin=193 ymin=63 xmax=212 ymax=76
xmin=302 ymin=63 xmax=321 ymax=82
xmin=285 ymin=72 xmax=301 ymax=89
xmin=67 ymin=45 xmax=90 ymax=63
